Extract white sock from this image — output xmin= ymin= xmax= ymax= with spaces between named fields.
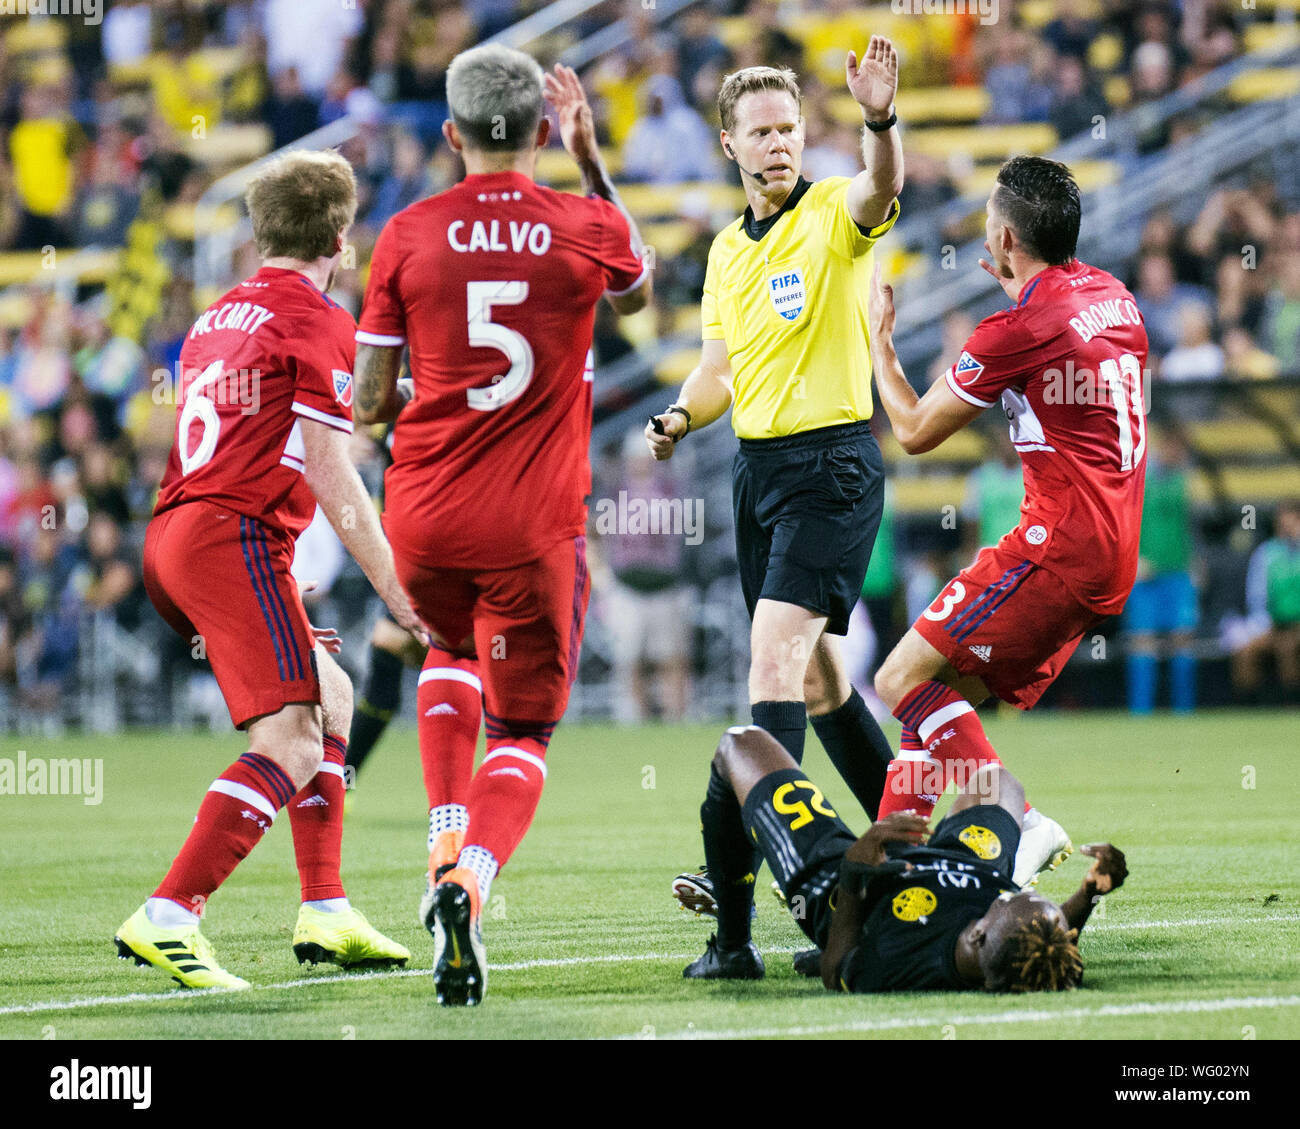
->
xmin=455 ymin=844 xmax=499 ymax=904
xmin=428 ymin=803 xmax=469 ymax=850
xmin=146 ymin=897 xmax=200 ymax=928
xmin=303 ymin=897 xmax=350 ymax=913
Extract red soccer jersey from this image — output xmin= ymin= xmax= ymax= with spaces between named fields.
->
xmin=357 ymin=169 xmax=647 ymax=570
xmin=154 ymin=266 xmax=356 ymax=542
xmin=942 ymin=259 xmax=1149 ymax=614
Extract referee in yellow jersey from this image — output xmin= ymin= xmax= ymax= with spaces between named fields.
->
xmin=646 ymin=38 xmax=903 ymax=978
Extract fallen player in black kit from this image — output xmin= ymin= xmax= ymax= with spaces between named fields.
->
xmin=685 ymin=725 xmax=1127 ymax=992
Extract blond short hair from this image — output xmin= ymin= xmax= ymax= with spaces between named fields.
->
xmin=245 ymin=149 xmax=358 ymax=262
xmin=717 ymin=66 xmax=802 ymax=134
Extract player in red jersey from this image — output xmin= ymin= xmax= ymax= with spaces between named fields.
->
xmin=352 ymin=46 xmax=651 ymax=1005
xmin=866 ymin=156 xmax=1148 ymax=887
xmin=114 ymin=150 xmax=430 ymax=990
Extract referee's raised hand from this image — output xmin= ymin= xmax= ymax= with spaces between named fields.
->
xmin=645 ymin=412 xmax=686 ymax=460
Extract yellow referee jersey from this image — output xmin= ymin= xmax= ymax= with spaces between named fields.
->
xmin=701 ymin=177 xmax=899 ymax=440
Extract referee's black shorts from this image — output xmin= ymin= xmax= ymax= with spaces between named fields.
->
xmin=732 ymin=420 xmax=884 ymax=636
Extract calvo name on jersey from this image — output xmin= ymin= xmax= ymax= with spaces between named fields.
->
xmin=768 ymin=268 xmax=805 ymax=321
xmin=448 ymin=219 xmax=552 ymax=256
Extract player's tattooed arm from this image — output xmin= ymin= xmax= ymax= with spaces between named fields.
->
xmin=868 ymin=264 xmax=980 ymax=453
xmin=353 ymin=344 xmax=403 ymax=425
xmin=1059 ymin=843 xmax=1128 ymax=935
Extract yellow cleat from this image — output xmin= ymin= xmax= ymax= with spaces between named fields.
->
xmin=114 ymin=904 xmax=250 ymax=991
xmin=292 ymin=905 xmax=410 ymax=969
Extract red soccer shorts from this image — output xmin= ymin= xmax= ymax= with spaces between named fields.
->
xmin=144 ymin=501 xmax=319 ymax=728
xmin=913 ymin=543 xmax=1105 ymax=709
xmin=395 ymin=535 xmax=590 ymax=729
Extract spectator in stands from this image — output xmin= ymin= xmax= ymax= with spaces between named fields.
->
xmin=1048 ymin=55 xmax=1110 ymax=141
xmin=1231 ymin=500 xmax=1300 ymax=702
xmin=653 ymin=190 xmax=714 ymax=336
xmin=368 ymin=130 xmax=433 ymax=227
xmin=980 ymin=28 xmax=1052 ymax=125
xmin=677 ymin=4 xmax=731 ymax=107
xmin=1160 ymin=303 xmax=1225 ymax=383
xmin=100 ymin=0 xmax=153 ymax=71
xmin=1133 ymin=251 xmax=1213 ymax=357
xmin=1261 ymin=252 xmax=1300 ymax=374
xmin=1124 ymin=428 xmax=1198 ymax=713
xmin=1043 ymin=4 xmax=1100 ymax=62
xmin=8 ymin=83 xmax=82 ymax=250
xmin=266 ymin=66 xmax=321 ymax=150
xmin=263 ymin=0 xmax=364 ymax=102
xmin=897 ymin=151 xmax=958 ymax=222
xmin=82 ymin=510 xmax=143 ymax=628
xmin=622 ymin=73 xmax=721 ymax=184
xmin=597 ymin=432 xmax=694 ymax=723
xmin=17 ymin=525 xmax=83 ymax=717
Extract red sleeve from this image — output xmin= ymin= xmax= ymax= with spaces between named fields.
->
xmin=356 ymin=217 xmax=407 ymax=346
xmin=943 ymin=309 xmax=1043 ymax=409
xmin=594 ymin=197 xmax=648 ymax=297
xmin=291 ymin=308 xmax=355 ymax=433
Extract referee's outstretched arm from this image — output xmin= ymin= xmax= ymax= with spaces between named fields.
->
xmin=845 ymin=36 xmax=904 ymax=230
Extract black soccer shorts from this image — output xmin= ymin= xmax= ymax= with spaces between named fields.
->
xmin=731 ymin=420 xmax=884 ymax=636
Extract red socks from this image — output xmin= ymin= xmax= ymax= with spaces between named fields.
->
xmin=288 ymin=733 xmax=348 ymax=901
xmin=877 ymin=681 xmax=1002 ymax=820
xmin=463 ymin=738 xmax=548 ymax=867
xmin=153 ymin=752 xmax=295 ymax=913
xmin=417 ymin=651 xmax=482 ymax=810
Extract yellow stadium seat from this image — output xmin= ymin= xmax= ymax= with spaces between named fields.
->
xmin=880 ymin=428 xmax=987 ymax=465
xmin=905 ymin=123 xmax=1057 ymax=161
xmin=1227 ymin=68 xmax=1300 ymax=105
xmin=1017 ymin=0 xmax=1057 ymax=30
xmin=0 ymin=249 xmax=120 ymax=288
xmin=891 ymin=475 xmax=969 ymax=515
xmin=1087 ymin=33 xmax=1123 ymax=74
xmin=620 ymin=182 xmax=746 ymax=221
xmin=957 ymin=157 xmax=1117 ymax=197
xmin=1243 ymin=23 xmax=1300 ymax=53
xmin=655 ymin=346 xmax=700 ymax=385
xmin=182 ymin=123 xmax=272 ymax=167
xmin=1188 ymin=465 xmax=1300 ymax=506
xmin=3 ymin=17 xmax=67 ymax=54
xmin=828 ymin=87 xmax=990 ymax=127
xmin=1103 ymin=75 xmax=1131 ymax=109
xmin=1187 ymin=419 xmax=1284 ymax=457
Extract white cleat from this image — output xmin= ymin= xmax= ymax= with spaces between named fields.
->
xmin=1013 ymin=808 xmax=1073 ymax=887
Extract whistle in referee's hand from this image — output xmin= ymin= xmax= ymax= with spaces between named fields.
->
xmin=649 ymin=416 xmax=666 ymax=436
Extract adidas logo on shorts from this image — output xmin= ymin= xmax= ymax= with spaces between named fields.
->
xmin=968 ymin=644 xmax=993 ymax=662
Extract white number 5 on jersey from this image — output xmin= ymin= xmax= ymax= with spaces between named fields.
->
xmin=466 ymin=281 xmax=534 ymax=411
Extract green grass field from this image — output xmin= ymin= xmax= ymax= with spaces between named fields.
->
xmin=1 ymin=710 xmax=1297 ymax=1040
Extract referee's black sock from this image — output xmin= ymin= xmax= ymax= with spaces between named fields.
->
xmin=750 ymin=700 xmax=807 ymax=764
xmin=701 ymin=765 xmax=757 ymax=950
xmin=810 ymin=687 xmax=893 ymax=815
xmin=346 ymin=645 xmax=405 ymax=779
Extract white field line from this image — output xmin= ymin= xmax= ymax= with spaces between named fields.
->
xmin=625 ymin=995 xmax=1300 ymax=1040
xmin=1 ymin=913 xmax=1296 ymax=1018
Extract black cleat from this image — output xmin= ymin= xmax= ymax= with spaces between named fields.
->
xmin=431 ymin=870 xmax=486 ymax=1007
xmin=683 ymin=934 xmax=765 ymax=980
xmin=792 ymin=948 xmax=822 ymax=978
xmin=672 ymin=867 xmax=758 ymax=920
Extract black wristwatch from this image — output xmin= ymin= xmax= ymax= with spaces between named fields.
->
xmin=864 ymin=108 xmax=897 ymax=133
xmin=667 ymin=403 xmax=692 ymax=435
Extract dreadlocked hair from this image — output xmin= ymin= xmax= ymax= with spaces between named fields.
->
xmin=986 ymin=917 xmax=1083 ymax=993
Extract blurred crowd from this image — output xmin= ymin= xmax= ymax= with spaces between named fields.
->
xmin=0 ymin=0 xmax=1295 ymax=724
